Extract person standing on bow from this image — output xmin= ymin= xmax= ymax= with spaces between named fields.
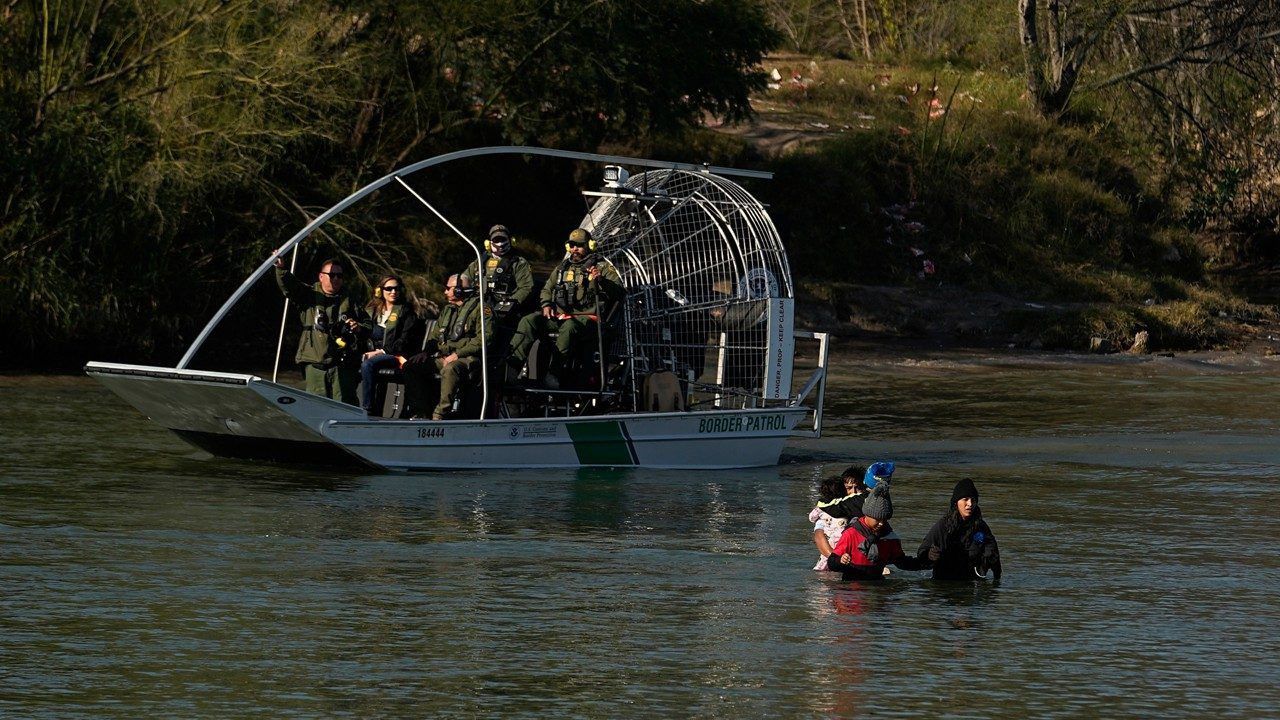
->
xmin=403 ymin=273 xmax=493 ymax=420
xmin=358 ymin=274 xmax=425 ymax=415
xmin=274 ymin=256 xmax=369 ymax=405
xmin=507 ymin=227 xmax=623 ymax=376
xmin=463 ymin=224 xmax=534 ymax=324
xmin=917 ymin=478 xmax=1002 ymax=580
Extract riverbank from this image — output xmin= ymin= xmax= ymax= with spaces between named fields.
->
xmin=794 ymin=281 xmax=1280 ymax=357
xmin=702 ymin=55 xmax=1279 ymax=355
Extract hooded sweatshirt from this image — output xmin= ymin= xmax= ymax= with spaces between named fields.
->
xmin=917 ymin=479 xmax=1001 ymax=580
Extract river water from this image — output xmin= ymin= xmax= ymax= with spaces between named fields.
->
xmin=2 ymin=352 xmax=1279 ymax=718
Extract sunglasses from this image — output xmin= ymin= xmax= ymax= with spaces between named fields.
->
xmin=382 ymin=285 xmax=401 ymax=292
xmin=320 ymin=271 xmax=344 ymax=278
xmin=567 ymin=242 xmax=588 ymax=249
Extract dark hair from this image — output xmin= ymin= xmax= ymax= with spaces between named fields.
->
xmin=818 ymin=475 xmax=846 ymax=502
xmin=366 ymin=273 xmax=405 ymax=315
xmin=319 ymin=258 xmax=343 ymax=272
xmin=841 ymin=465 xmax=868 ymax=492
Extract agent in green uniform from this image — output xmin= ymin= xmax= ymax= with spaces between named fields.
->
xmin=404 ymin=273 xmax=494 ymax=420
xmin=463 ymin=224 xmax=534 ymax=322
xmin=274 ymin=256 xmax=370 ymax=404
xmin=507 ymin=228 xmax=623 ymax=375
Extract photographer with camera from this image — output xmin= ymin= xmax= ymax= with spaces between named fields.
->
xmin=274 ymin=256 xmax=370 ymax=405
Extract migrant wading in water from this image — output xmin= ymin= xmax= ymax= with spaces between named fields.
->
xmin=810 ymin=473 xmax=856 ymax=571
xmin=815 ymin=460 xmax=895 ymax=525
xmin=918 ymin=478 xmax=1002 ymax=580
xmin=809 ymin=464 xmax=880 ymax=570
xmin=823 ymin=483 xmax=932 ymax=581
xmin=810 ymin=462 xmax=893 ymax=573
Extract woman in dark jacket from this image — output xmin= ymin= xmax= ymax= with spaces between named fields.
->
xmin=359 ymin=274 xmax=425 ymax=413
xmin=917 ymin=478 xmax=1002 ymax=580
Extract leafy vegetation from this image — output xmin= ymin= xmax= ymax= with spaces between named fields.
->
xmin=1 ymin=0 xmax=1276 ymax=367
xmin=739 ymin=55 xmax=1276 ymax=350
xmin=0 ymin=0 xmax=777 ymax=367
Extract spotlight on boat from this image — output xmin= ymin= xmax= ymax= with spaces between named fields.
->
xmin=602 ymin=164 xmax=629 ymax=188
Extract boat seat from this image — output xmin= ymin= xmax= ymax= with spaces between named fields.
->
xmin=375 ymin=356 xmax=501 ymax=420
xmin=642 ymin=370 xmax=684 ymax=412
xmin=512 ymin=300 xmax=625 ymax=392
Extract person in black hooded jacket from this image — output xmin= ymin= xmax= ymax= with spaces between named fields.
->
xmin=917 ymin=478 xmax=1002 ymax=580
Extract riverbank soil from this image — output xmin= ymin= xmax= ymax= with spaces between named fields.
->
xmin=794 ymin=280 xmax=1280 ymax=356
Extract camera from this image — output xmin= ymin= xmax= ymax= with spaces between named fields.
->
xmin=315 ymin=310 xmax=363 ymax=356
xmin=332 ymin=312 xmax=360 ymax=350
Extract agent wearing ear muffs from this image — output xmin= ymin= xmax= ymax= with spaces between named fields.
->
xmin=506 ymin=227 xmax=623 ymax=373
xmin=463 ymin=224 xmax=533 ymax=321
xmin=402 ymin=273 xmax=494 ymax=420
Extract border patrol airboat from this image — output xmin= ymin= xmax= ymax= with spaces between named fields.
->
xmin=86 ymin=146 xmax=830 ymax=470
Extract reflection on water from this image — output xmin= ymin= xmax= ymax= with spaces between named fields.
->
xmin=2 ymin=356 xmax=1279 ymax=717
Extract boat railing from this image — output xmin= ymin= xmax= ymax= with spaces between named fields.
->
xmin=789 ymin=330 xmax=830 ymax=438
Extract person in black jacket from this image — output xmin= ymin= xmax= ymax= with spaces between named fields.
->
xmin=917 ymin=478 xmax=1002 ymax=580
xmin=358 ymin=274 xmax=425 ymax=414
xmin=814 ymin=461 xmax=894 ymax=521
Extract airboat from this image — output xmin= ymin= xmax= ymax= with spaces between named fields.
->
xmin=85 ymin=146 xmax=830 ymax=470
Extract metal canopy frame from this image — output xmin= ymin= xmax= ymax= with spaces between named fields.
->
xmin=178 ymin=145 xmax=771 ymax=371
xmin=583 ymin=169 xmax=793 ymax=409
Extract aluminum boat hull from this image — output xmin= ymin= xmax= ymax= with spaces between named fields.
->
xmin=86 ymin=362 xmax=806 ymax=470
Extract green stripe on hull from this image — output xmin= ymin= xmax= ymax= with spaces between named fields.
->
xmin=566 ymin=421 xmax=636 ymax=466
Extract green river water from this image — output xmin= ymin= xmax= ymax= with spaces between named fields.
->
xmin=2 ymin=351 xmax=1278 ymax=717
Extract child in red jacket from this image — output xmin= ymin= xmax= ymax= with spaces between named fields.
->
xmin=825 ymin=483 xmax=931 ymax=580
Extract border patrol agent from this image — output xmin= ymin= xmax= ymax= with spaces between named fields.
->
xmin=405 ymin=274 xmax=493 ymax=420
xmin=274 ymin=256 xmax=370 ymax=405
xmin=463 ymin=224 xmax=533 ymax=321
xmin=507 ymin=228 xmax=622 ymax=372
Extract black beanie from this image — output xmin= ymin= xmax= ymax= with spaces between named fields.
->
xmin=950 ymin=478 xmax=979 ymax=507
xmin=862 ymin=483 xmax=894 ymax=521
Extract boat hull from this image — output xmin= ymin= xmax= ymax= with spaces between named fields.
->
xmin=86 ymin=362 xmax=807 ymax=470
xmin=322 ymin=408 xmax=806 ymax=470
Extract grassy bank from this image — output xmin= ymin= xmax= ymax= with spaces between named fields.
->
xmin=701 ymin=58 xmax=1276 ymax=352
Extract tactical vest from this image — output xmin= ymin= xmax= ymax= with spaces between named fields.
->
xmin=482 ymin=254 xmax=515 ymax=296
xmin=449 ymin=305 xmax=468 ymax=341
xmin=552 ymin=259 xmax=596 ymax=312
